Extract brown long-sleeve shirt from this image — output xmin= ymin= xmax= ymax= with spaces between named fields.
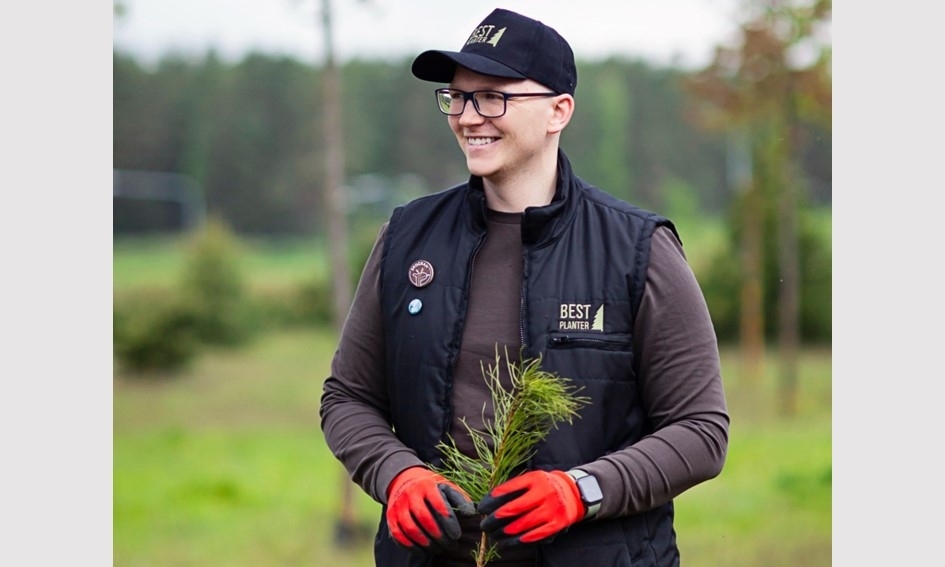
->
xmin=320 ymin=209 xmax=729 ymax=561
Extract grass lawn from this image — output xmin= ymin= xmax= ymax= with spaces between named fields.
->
xmin=114 ymin=327 xmax=381 ymax=566
xmin=113 ymin=236 xmax=331 ymax=293
xmin=114 ymin=326 xmax=831 ymax=566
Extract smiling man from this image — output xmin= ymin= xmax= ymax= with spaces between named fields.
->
xmin=320 ymin=8 xmax=730 ymax=567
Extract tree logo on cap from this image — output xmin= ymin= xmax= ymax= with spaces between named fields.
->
xmin=466 ymin=25 xmax=506 ymax=47
xmin=487 ymin=27 xmax=505 ymax=47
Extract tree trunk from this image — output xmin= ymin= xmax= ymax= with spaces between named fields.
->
xmin=740 ymin=181 xmax=765 ymax=387
xmin=776 ymin=175 xmax=799 ymax=417
xmin=319 ymin=0 xmax=358 ymax=547
xmin=776 ymin=107 xmax=801 ymax=418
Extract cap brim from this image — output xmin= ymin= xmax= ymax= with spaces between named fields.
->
xmin=411 ymin=50 xmax=526 ymax=84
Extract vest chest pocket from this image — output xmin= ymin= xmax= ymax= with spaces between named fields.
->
xmin=548 ymin=330 xmax=632 ymax=351
xmin=544 ymin=330 xmax=636 ymax=385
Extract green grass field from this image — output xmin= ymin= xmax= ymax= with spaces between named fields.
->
xmin=113 ymin=327 xmax=831 ymax=566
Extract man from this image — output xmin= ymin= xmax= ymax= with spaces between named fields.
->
xmin=320 ymin=7 xmax=729 ymax=566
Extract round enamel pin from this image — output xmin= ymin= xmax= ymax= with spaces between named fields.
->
xmin=408 ymin=260 xmax=434 ymax=288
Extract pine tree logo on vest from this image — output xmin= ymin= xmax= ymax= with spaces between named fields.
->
xmin=558 ymin=303 xmax=605 ymax=331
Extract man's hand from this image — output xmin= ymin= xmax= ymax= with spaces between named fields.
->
xmin=478 ymin=470 xmax=583 ymax=547
xmin=385 ymin=466 xmax=476 ymax=553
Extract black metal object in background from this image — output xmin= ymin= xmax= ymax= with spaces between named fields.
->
xmin=113 ymin=169 xmax=206 ymax=235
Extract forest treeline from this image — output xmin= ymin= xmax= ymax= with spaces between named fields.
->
xmin=113 ymin=50 xmax=830 ymax=236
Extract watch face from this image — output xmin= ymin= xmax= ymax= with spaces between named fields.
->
xmin=577 ymin=475 xmax=603 ymax=503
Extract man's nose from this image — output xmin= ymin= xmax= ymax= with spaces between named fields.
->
xmin=456 ymin=99 xmax=485 ymax=124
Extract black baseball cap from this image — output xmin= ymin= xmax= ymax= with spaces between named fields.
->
xmin=411 ymin=8 xmax=577 ymax=95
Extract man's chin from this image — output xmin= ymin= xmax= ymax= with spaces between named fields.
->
xmin=465 ymin=157 xmax=498 ymax=179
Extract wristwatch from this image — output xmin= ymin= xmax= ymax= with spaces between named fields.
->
xmin=566 ymin=469 xmax=603 ymax=519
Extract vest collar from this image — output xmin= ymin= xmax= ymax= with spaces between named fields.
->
xmin=465 ymin=148 xmax=581 ymax=247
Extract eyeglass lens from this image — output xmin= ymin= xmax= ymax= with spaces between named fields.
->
xmin=436 ymin=90 xmax=507 ymax=118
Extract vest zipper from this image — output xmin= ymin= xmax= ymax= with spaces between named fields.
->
xmin=442 ymin=234 xmax=487 ymax=447
xmin=549 ymin=332 xmax=632 ymax=351
xmin=519 ymin=245 xmax=528 ymax=351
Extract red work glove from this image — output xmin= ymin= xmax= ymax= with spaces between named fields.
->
xmin=478 ymin=470 xmax=583 ymax=547
xmin=385 ymin=466 xmax=475 ymax=553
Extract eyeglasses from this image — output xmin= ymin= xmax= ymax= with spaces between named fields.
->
xmin=434 ymin=88 xmax=559 ymax=118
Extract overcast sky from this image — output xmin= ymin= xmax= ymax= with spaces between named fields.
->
xmin=113 ymin=0 xmax=750 ymax=69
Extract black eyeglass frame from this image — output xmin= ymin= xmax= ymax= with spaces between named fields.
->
xmin=434 ymin=88 xmax=559 ymax=118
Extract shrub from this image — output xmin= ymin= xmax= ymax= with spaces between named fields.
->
xmin=179 ymin=216 xmax=255 ymax=346
xmin=294 ymin=277 xmax=335 ymax=326
xmin=246 ymin=280 xmax=333 ymax=330
xmin=113 ymin=289 xmax=199 ymax=374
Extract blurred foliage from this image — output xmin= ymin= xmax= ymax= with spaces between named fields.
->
xmin=113 ymin=288 xmax=199 ymax=374
xmin=179 ymin=216 xmax=256 ymax=346
xmin=113 ymin=52 xmax=830 ymax=237
xmin=683 ymin=0 xmax=832 ymax=352
xmin=700 ymin=205 xmax=831 ymax=344
xmin=247 ymin=279 xmax=334 ymax=331
xmin=114 ymin=217 xmax=262 ymax=375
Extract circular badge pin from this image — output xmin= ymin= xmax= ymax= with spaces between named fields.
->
xmin=408 ymin=299 xmax=423 ymax=315
xmin=408 ymin=260 xmax=435 ymax=288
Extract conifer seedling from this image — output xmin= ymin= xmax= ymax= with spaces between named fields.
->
xmin=433 ymin=346 xmax=590 ymax=566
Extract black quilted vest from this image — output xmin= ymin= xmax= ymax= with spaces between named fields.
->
xmin=375 ymin=151 xmax=681 ymax=566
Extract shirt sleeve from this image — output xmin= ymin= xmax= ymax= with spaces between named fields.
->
xmin=319 ymin=222 xmax=425 ymax=505
xmin=580 ymin=225 xmax=730 ymax=518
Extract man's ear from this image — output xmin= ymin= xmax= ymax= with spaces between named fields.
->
xmin=548 ymin=94 xmax=575 ymax=134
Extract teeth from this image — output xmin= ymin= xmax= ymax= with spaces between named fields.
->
xmin=468 ymin=137 xmax=496 ymax=146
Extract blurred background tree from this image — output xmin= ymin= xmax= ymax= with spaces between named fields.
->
xmin=685 ymin=0 xmax=831 ymax=415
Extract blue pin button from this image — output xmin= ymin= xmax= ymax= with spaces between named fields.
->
xmin=408 ymin=299 xmax=423 ymax=315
